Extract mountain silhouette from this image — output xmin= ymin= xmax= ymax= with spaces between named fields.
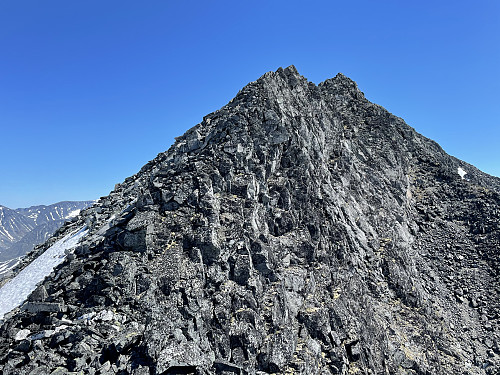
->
xmin=0 ymin=66 xmax=498 ymax=374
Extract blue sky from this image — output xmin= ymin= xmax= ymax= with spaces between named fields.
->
xmin=1 ymin=0 xmax=499 ymax=208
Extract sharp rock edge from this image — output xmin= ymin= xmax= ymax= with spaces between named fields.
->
xmin=1 ymin=66 xmax=499 ymax=375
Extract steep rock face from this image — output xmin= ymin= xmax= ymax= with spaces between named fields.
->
xmin=0 ymin=66 xmax=499 ymax=374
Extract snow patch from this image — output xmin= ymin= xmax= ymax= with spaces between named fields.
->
xmin=66 ymin=209 xmax=81 ymax=218
xmin=15 ymin=329 xmax=31 ymax=341
xmin=0 ymin=258 xmax=20 ymax=274
xmin=0 ymin=226 xmax=88 ymax=320
xmin=458 ymin=167 xmax=467 ymax=180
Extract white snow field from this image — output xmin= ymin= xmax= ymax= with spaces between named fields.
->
xmin=0 ymin=226 xmax=87 ymax=320
xmin=458 ymin=167 xmax=467 ymax=179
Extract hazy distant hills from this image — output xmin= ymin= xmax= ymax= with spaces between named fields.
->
xmin=0 ymin=201 xmax=94 ymax=274
xmin=14 ymin=202 xmax=94 ymax=228
xmin=0 ymin=206 xmax=33 ymax=251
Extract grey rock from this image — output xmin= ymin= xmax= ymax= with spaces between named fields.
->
xmin=1 ymin=66 xmax=499 ymax=374
xmin=27 ymin=285 xmax=48 ymax=302
xmin=21 ymin=302 xmax=67 ymax=313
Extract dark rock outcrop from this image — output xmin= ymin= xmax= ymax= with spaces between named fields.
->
xmin=0 ymin=66 xmax=499 ymax=374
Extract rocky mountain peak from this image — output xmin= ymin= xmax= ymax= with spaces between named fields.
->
xmin=320 ymin=72 xmax=365 ymax=99
xmin=0 ymin=67 xmax=499 ymax=375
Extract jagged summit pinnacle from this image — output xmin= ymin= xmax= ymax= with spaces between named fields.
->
xmin=235 ymin=66 xmax=365 ymax=115
xmin=0 ymin=68 xmax=499 ymax=374
xmin=276 ymin=64 xmax=300 ymax=75
xmin=256 ymin=65 xmax=357 ymax=89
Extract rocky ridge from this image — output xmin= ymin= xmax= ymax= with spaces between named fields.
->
xmin=0 ymin=66 xmax=499 ymax=374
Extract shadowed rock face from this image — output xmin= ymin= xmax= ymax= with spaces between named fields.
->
xmin=0 ymin=66 xmax=499 ymax=374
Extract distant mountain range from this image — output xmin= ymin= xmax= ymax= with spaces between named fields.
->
xmin=0 ymin=201 xmax=94 ymax=278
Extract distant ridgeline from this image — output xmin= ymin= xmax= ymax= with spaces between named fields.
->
xmin=0 ymin=201 xmax=94 ymax=280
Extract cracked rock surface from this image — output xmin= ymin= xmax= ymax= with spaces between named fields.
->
xmin=0 ymin=66 xmax=499 ymax=374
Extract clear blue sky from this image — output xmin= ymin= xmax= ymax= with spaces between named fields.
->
xmin=1 ymin=0 xmax=499 ymax=208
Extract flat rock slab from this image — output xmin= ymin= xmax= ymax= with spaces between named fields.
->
xmin=21 ymin=302 xmax=67 ymax=313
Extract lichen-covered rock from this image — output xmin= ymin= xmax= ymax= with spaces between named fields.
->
xmin=0 ymin=66 xmax=499 ymax=374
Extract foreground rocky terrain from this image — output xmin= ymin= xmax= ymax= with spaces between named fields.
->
xmin=0 ymin=66 xmax=498 ymax=374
